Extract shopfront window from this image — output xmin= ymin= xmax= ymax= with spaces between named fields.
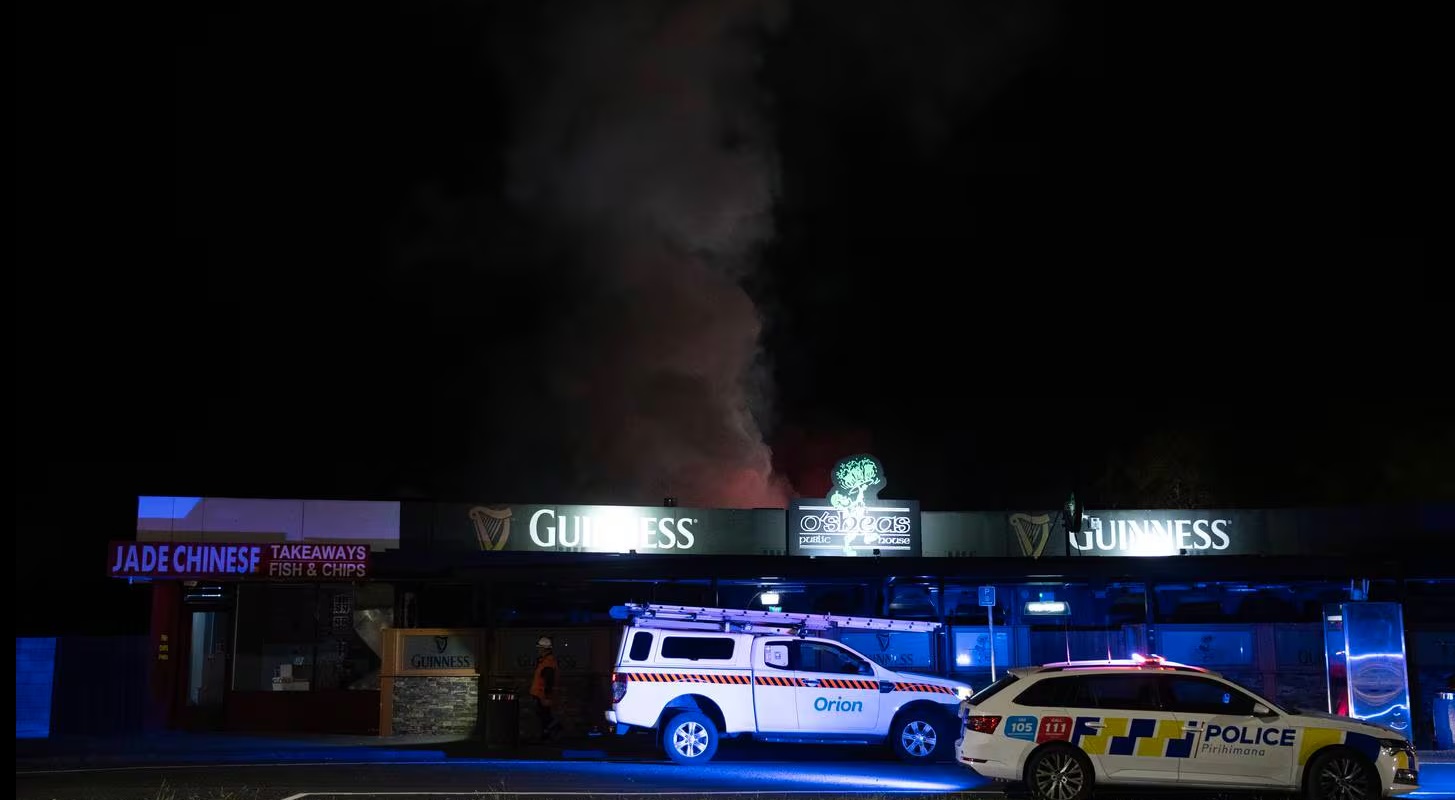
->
xmin=232 ymin=584 xmax=383 ymax=692
xmin=952 ymin=627 xmax=1011 ymax=670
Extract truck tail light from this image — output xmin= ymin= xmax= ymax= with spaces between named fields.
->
xmin=967 ymin=715 xmax=1002 ymax=734
xmin=612 ymin=672 xmax=629 ymax=703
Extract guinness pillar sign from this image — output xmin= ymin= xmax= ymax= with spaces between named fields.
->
xmin=788 ymin=454 xmax=921 ymax=557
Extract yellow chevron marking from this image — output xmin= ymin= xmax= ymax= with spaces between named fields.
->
xmin=1079 ymin=717 xmax=1130 ymax=756
xmin=1133 ymin=719 xmax=1186 ymax=757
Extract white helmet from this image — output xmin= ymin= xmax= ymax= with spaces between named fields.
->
xmin=536 ymin=636 xmax=553 ymax=648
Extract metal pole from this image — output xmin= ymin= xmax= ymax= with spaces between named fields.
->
xmin=987 ymin=602 xmax=996 ymax=683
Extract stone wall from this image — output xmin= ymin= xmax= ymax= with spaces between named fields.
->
xmin=391 ymin=676 xmax=479 ymax=735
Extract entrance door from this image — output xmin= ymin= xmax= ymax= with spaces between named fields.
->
xmin=1071 ymin=674 xmax=1181 ymax=784
xmin=752 ymin=639 xmax=799 ymax=732
xmin=793 ymin=640 xmax=880 ymax=734
xmin=181 ymin=610 xmax=231 ymax=729
xmin=1163 ymin=674 xmax=1294 ymax=787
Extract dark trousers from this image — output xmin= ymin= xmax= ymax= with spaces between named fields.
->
xmin=533 ymin=697 xmax=557 ymax=737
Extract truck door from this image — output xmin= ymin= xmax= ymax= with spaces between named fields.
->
xmin=794 ymin=641 xmax=881 ymax=733
xmin=753 ymin=639 xmax=799 ymax=732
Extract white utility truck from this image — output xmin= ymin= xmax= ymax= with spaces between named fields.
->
xmin=604 ymin=603 xmax=971 ymax=764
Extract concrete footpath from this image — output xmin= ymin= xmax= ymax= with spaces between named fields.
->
xmin=14 ymin=730 xmax=1455 ymax=770
xmin=15 ymin=730 xmax=664 ymax=771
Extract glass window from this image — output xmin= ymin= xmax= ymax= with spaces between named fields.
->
xmin=798 ymin=642 xmax=874 ymax=676
xmin=952 ymin=627 xmax=1012 ymax=669
xmin=233 ymin=584 xmax=318 ymax=692
xmin=1013 ymin=676 xmax=1097 ymax=708
xmin=763 ymin=642 xmax=792 ymax=670
xmin=1085 ymin=675 xmax=1162 ymax=711
xmin=1158 ymin=628 xmax=1256 ymax=666
xmin=1016 ymin=676 xmax=1070 ymax=707
xmin=968 ymin=673 xmax=1019 ymax=705
xmin=660 ymin=636 xmax=735 ymax=661
xmin=1162 ymin=675 xmax=1258 ymax=715
xmin=628 ymin=631 xmax=653 ymax=661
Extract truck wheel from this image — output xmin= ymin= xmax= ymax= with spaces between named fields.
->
xmin=663 ymin=711 xmax=719 ymax=765
xmin=891 ymin=707 xmax=951 ymax=763
xmin=1024 ymin=744 xmax=1094 ymax=800
xmin=1306 ymin=747 xmax=1380 ymax=800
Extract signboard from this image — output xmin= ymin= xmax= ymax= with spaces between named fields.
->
xmin=493 ymin=629 xmax=606 ymax=675
xmin=836 ymin=630 xmax=934 ymax=670
xmin=979 ymin=586 xmax=997 ymax=607
xmin=987 ymin=510 xmax=1269 ymax=558
xmin=1073 ymin=512 xmax=1235 ymax=556
xmin=107 ymin=541 xmax=369 ymax=580
xmin=401 ymin=633 xmax=477 ymax=670
xmin=431 ymin=504 xmax=784 ymax=556
xmin=787 ymin=454 xmax=922 ymax=557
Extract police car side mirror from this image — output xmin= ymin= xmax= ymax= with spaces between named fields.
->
xmin=1253 ymin=703 xmax=1278 ymax=719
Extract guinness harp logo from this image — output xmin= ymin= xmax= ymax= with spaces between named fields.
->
xmin=434 ymin=635 xmax=449 ymax=654
xmin=1010 ymin=513 xmax=1051 ymax=559
xmin=469 ymin=506 xmax=513 ymax=551
xmin=876 ymin=632 xmax=893 ymax=652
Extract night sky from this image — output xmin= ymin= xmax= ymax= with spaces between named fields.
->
xmin=14 ymin=2 xmax=1444 ymax=632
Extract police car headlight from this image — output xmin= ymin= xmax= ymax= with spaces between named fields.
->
xmin=955 ymin=686 xmax=973 ymax=702
xmin=1378 ymin=738 xmax=1411 ymax=756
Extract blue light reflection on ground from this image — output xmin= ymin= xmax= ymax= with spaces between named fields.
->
xmin=1411 ymin=763 xmax=1455 ymax=799
xmin=437 ymin=760 xmax=989 ymax=793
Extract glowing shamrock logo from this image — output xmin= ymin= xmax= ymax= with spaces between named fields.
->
xmin=829 ymin=454 xmax=886 ymax=555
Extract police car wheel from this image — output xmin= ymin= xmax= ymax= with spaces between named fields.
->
xmin=891 ymin=708 xmax=949 ymax=762
xmin=663 ymin=711 xmax=719 ymax=765
xmin=1307 ymin=748 xmax=1380 ymax=800
xmin=1024 ymin=744 xmax=1093 ymax=800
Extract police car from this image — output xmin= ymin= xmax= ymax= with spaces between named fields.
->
xmin=606 ymin=603 xmax=972 ymax=764
xmin=956 ymin=655 xmax=1419 ymax=800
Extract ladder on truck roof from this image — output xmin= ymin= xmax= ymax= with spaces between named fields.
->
xmin=609 ymin=603 xmax=940 ymax=636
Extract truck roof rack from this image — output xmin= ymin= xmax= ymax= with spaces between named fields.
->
xmin=609 ymin=603 xmax=941 ymax=635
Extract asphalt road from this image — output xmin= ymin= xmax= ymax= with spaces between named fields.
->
xmin=16 ymin=759 xmax=990 ymax=800
xmin=18 ymin=760 xmax=1455 ymax=800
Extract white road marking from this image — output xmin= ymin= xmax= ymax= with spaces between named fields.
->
xmin=278 ymin=793 xmax=997 ymax=800
xmin=17 ymin=760 xmax=481 ymax=776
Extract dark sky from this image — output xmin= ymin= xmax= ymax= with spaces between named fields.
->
xmin=13 ymin=1 xmax=1446 ymax=630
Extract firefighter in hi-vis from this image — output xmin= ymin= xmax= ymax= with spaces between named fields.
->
xmin=531 ymin=636 xmax=561 ymax=741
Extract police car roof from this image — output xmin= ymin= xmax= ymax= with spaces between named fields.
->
xmin=1026 ymin=658 xmax=1213 ymax=675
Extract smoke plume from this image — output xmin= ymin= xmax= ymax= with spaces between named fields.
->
xmin=503 ymin=1 xmax=792 ymax=508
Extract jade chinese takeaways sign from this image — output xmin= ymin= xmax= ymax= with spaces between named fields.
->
xmin=108 ymin=540 xmax=369 ymax=580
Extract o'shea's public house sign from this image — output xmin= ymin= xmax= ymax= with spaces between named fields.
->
xmin=108 ymin=541 xmax=370 ymax=580
xmin=787 ymin=454 xmax=922 ymax=557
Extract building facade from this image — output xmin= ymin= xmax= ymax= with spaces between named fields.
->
xmin=113 ymin=494 xmax=1455 ymax=747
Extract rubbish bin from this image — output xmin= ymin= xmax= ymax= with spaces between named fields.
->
xmin=485 ymin=688 xmax=520 ymax=749
xmin=1436 ymin=691 xmax=1455 ymax=750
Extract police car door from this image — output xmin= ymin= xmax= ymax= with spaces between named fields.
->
xmin=1162 ymin=675 xmax=1293 ymax=787
xmin=1073 ymin=675 xmax=1181 ymax=783
xmin=794 ymin=641 xmax=880 ymax=733
xmin=753 ymin=638 xmax=800 ymax=732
